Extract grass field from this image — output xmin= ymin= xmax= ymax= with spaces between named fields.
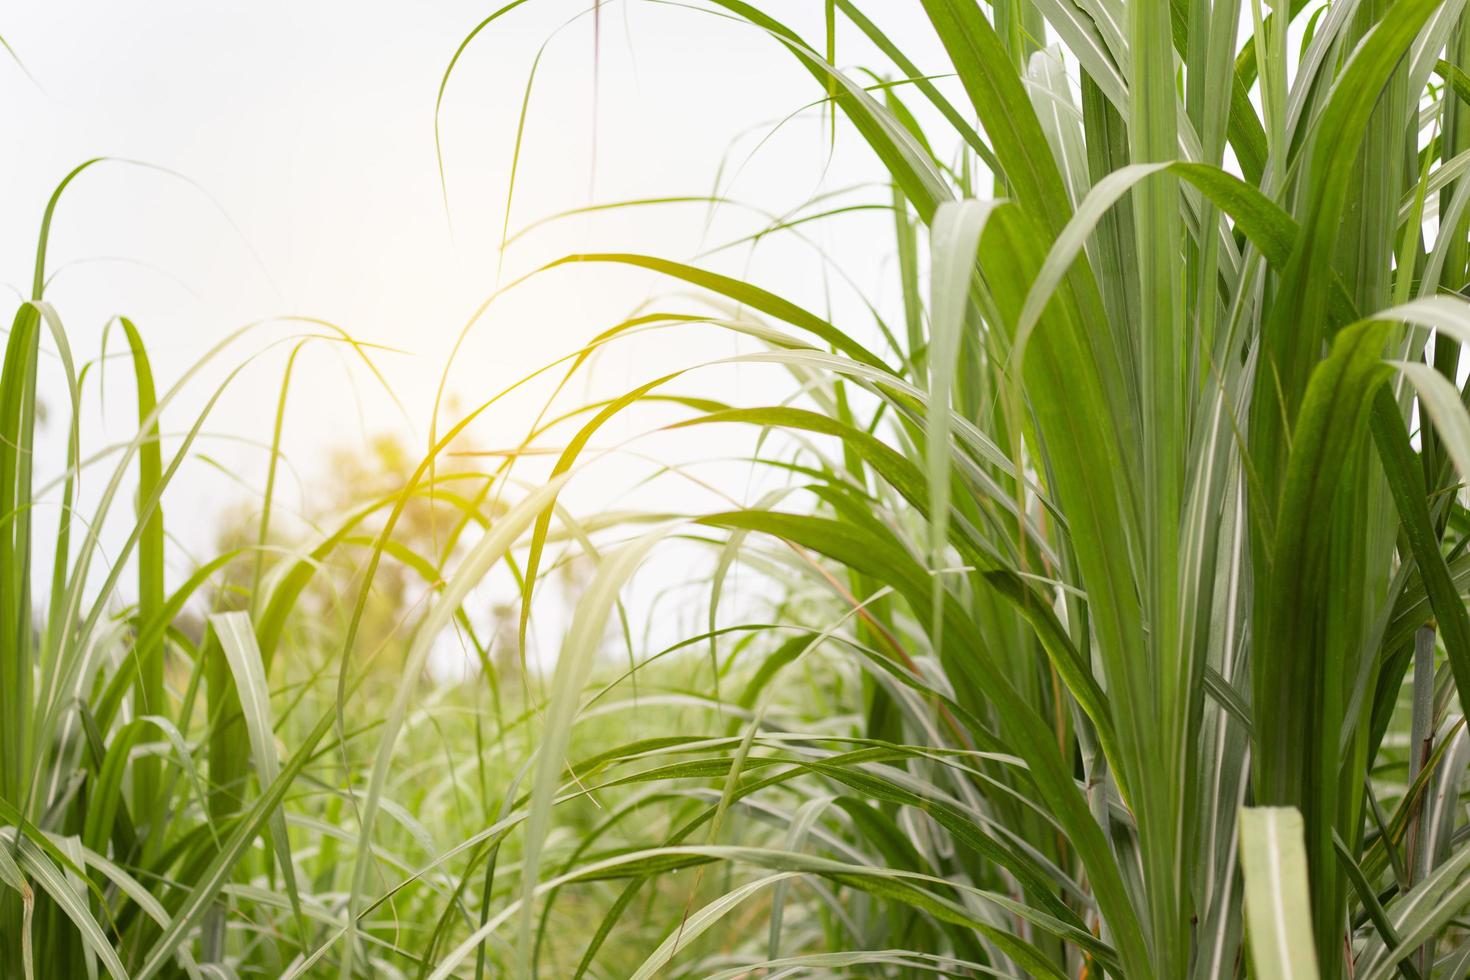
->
xmin=10 ymin=0 xmax=1470 ymax=976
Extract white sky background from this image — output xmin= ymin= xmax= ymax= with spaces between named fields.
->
xmin=6 ymin=1 xmax=951 ymax=670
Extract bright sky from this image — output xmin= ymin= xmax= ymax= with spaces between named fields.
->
xmin=6 ymin=1 xmax=950 ymax=664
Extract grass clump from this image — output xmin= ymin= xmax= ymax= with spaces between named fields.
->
xmin=15 ymin=0 xmax=1470 ymax=976
xmin=445 ymin=0 xmax=1470 ymax=976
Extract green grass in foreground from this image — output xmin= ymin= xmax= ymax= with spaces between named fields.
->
xmin=14 ymin=0 xmax=1470 ymax=975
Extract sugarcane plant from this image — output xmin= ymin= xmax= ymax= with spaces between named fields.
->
xmin=19 ymin=0 xmax=1470 ymax=973
xmin=433 ymin=0 xmax=1470 ymax=976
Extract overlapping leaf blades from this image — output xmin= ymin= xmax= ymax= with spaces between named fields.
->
xmin=437 ymin=0 xmax=1470 ymax=975
xmin=18 ymin=0 xmax=1470 ymax=974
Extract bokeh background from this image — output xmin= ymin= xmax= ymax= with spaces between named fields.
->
xmin=6 ymin=1 xmax=947 ymax=670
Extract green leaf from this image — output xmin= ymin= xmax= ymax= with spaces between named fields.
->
xmin=209 ymin=611 xmax=305 ymax=945
xmin=1239 ymin=807 xmax=1321 ymax=980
